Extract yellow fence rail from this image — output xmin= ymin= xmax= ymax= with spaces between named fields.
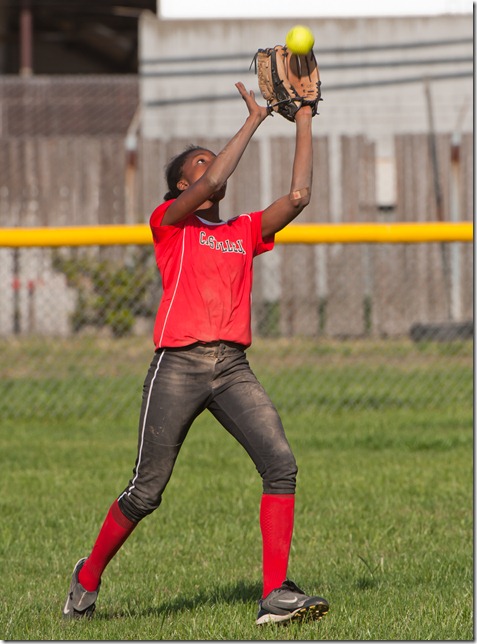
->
xmin=0 ymin=221 xmax=473 ymax=247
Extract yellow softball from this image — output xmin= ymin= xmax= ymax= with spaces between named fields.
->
xmin=285 ymin=25 xmax=315 ymax=55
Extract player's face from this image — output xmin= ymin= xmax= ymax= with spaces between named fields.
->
xmin=179 ymin=149 xmax=227 ymax=202
xmin=181 ymin=149 xmax=215 ymax=183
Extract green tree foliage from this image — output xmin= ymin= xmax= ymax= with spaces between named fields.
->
xmin=52 ymin=249 xmax=158 ymax=337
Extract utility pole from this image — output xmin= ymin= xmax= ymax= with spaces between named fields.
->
xmin=20 ymin=0 xmax=33 ymax=76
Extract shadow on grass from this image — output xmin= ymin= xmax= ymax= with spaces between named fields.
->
xmin=98 ymin=579 xmax=263 ymax=620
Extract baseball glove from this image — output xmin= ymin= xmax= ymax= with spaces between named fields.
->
xmin=253 ymin=45 xmax=322 ymax=122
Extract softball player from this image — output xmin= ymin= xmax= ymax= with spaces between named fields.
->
xmin=63 ymin=81 xmax=329 ymax=625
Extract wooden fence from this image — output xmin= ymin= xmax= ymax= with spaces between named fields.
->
xmin=0 ymin=132 xmax=473 ymax=338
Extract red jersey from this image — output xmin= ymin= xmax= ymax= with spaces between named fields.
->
xmin=150 ymin=200 xmax=274 ymax=348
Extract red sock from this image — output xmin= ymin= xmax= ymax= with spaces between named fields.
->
xmin=260 ymin=493 xmax=295 ymax=598
xmin=78 ymin=499 xmax=137 ymax=592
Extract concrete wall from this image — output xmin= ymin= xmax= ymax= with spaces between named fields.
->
xmin=139 ymin=12 xmax=472 ymax=144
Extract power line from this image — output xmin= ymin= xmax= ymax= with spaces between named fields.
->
xmin=140 ymin=56 xmax=473 ymax=78
xmin=141 ymin=36 xmax=473 ymax=66
xmin=144 ymin=69 xmax=472 ymax=107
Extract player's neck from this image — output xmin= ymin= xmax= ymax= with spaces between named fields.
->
xmin=194 ymin=203 xmax=221 ymax=223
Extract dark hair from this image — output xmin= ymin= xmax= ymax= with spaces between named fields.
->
xmin=163 ymin=145 xmax=213 ymax=201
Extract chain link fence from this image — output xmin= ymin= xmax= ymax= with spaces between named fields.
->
xmin=0 ymin=241 xmax=472 ymax=424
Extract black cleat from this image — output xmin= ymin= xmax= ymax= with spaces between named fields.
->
xmin=62 ymin=558 xmax=100 ymax=619
xmin=256 ymin=579 xmax=329 ymax=625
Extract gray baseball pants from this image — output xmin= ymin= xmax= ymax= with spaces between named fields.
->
xmin=118 ymin=341 xmax=297 ymax=524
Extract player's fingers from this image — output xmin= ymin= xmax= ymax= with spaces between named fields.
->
xmin=236 ymin=83 xmax=257 ymax=107
xmin=235 ymin=81 xmax=248 ymax=96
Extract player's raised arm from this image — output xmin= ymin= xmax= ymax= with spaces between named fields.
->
xmin=161 ymin=83 xmax=269 ymax=226
xmin=261 ymin=106 xmax=313 ymax=238
xmin=253 ymin=43 xmax=321 ymax=239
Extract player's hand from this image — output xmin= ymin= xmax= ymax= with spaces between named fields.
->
xmin=235 ymin=82 xmax=269 ymax=122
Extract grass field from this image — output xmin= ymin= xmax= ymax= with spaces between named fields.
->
xmin=0 ymin=337 xmax=473 ymax=640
